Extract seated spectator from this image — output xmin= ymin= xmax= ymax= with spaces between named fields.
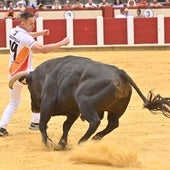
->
xmin=72 ymin=0 xmax=84 ymax=9
xmin=164 ymin=0 xmax=170 ymax=6
xmin=51 ymin=0 xmax=62 ymax=9
xmin=37 ymin=3 xmax=47 ymax=9
xmin=136 ymin=0 xmax=148 ymax=7
xmin=124 ymin=7 xmax=132 ymax=17
xmin=136 ymin=8 xmax=144 ymax=17
xmin=4 ymin=7 xmax=16 ymax=19
xmin=127 ymin=0 xmax=136 ymax=7
xmin=112 ymin=0 xmax=124 ymax=8
xmin=16 ymin=1 xmax=26 ymax=11
xmin=63 ymin=0 xmax=72 ymax=9
xmin=85 ymin=0 xmax=97 ymax=8
xmin=28 ymin=0 xmax=37 ymax=8
xmin=7 ymin=1 xmax=16 ymax=9
xmin=0 ymin=1 xmax=6 ymax=9
xmin=98 ymin=0 xmax=110 ymax=8
xmin=149 ymin=0 xmax=163 ymax=7
xmin=115 ymin=8 xmax=126 ymax=18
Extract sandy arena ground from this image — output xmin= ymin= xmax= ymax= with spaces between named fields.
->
xmin=0 ymin=49 xmax=170 ymax=170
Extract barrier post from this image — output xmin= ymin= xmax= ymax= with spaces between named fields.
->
xmin=157 ymin=15 xmax=165 ymax=45
xmin=5 ymin=18 xmax=13 ymax=48
xmin=127 ymin=16 xmax=134 ymax=45
xmin=97 ymin=16 xmax=104 ymax=46
xmin=36 ymin=17 xmax=44 ymax=44
xmin=66 ymin=18 xmax=73 ymax=47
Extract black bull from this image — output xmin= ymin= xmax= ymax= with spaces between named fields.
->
xmin=9 ymin=56 xmax=170 ymax=150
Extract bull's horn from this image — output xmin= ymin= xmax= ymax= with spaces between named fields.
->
xmin=9 ymin=71 xmax=29 ymax=89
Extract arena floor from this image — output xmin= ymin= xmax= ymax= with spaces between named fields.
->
xmin=0 ymin=50 xmax=170 ymax=170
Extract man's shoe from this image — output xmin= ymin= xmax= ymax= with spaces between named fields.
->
xmin=29 ymin=123 xmax=39 ymax=131
xmin=0 ymin=127 xmax=9 ymax=136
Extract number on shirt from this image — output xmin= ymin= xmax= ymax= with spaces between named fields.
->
xmin=10 ymin=40 xmax=18 ymax=61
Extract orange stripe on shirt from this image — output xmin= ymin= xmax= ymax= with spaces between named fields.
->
xmin=9 ymin=47 xmax=29 ymax=76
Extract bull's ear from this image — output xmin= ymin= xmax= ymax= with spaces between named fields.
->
xmin=19 ymin=76 xmax=27 ymax=85
xmin=19 ymin=74 xmax=32 ymax=85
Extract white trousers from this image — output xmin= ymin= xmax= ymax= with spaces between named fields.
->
xmin=0 ymin=80 xmax=40 ymax=129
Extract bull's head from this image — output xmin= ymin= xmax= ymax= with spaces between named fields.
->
xmin=9 ymin=71 xmax=41 ymax=113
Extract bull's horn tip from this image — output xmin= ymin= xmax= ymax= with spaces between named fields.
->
xmin=9 ymin=84 xmax=13 ymax=89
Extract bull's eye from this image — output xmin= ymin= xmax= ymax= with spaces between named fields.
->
xmin=19 ymin=77 xmax=27 ymax=84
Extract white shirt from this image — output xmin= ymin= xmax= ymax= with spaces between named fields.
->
xmin=9 ymin=26 xmax=36 ymax=76
xmin=85 ymin=3 xmax=97 ymax=8
xmin=115 ymin=14 xmax=126 ymax=18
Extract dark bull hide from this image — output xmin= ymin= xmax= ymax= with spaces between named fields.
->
xmin=9 ymin=56 xmax=170 ymax=150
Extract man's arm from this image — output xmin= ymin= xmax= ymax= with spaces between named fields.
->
xmin=31 ymin=37 xmax=70 ymax=53
xmin=30 ymin=29 xmax=49 ymax=38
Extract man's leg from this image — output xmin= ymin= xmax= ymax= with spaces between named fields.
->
xmin=0 ymin=81 xmax=23 ymax=136
xmin=29 ymin=113 xmax=40 ymax=130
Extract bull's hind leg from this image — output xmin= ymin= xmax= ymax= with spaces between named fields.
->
xmin=78 ymin=100 xmax=101 ymax=144
xmin=92 ymin=112 xmax=119 ymax=140
xmin=92 ymin=89 xmax=131 ymax=140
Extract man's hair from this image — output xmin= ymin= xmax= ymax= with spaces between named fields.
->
xmin=19 ymin=11 xmax=34 ymax=20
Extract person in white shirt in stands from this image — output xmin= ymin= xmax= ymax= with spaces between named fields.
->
xmin=98 ymin=0 xmax=110 ymax=8
xmin=7 ymin=1 xmax=16 ymax=10
xmin=51 ymin=0 xmax=62 ymax=9
xmin=124 ymin=8 xmax=132 ymax=17
xmin=164 ymin=0 xmax=170 ymax=6
xmin=16 ymin=0 xmax=26 ymax=11
xmin=72 ymin=0 xmax=84 ymax=9
xmin=115 ymin=8 xmax=126 ymax=18
xmin=0 ymin=1 xmax=6 ymax=9
xmin=85 ymin=0 xmax=97 ymax=8
xmin=127 ymin=0 xmax=136 ymax=7
xmin=112 ymin=0 xmax=124 ymax=8
xmin=28 ymin=0 xmax=37 ymax=8
xmin=149 ymin=0 xmax=163 ymax=7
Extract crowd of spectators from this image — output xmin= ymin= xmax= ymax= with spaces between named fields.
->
xmin=0 ymin=0 xmax=169 ymax=19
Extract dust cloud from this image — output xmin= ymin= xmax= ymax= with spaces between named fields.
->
xmin=69 ymin=140 xmax=139 ymax=168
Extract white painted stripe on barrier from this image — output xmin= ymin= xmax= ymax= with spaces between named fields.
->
xmin=5 ymin=18 xmax=12 ymax=48
xmin=97 ymin=16 xmax=104 ymax=46
xmin=36 ymin=17 xmax=44 ymax=44
xmin=66 ymin=18 xmax=73 ymax=47
xmin=127 ymin=16 xmax=134 ymax=45
xmin=157 ymin=15 xmax=164 ymax=45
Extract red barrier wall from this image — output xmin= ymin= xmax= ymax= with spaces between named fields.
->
xmin=43 ymin=20 xmax=66 ymax=44
xmin=73 ymin=19 xmax=97 ymax=45
xmin=164 ymin=17 xmax=170 ymax=44
xmin=12 ymin=19 xmax=19 ymax=27
xmin=103 ymin=7 xmax=114 ymax=18
xmin=104 ymin=18 xmax=127 ymax=45
xmin=1 ymin=16 xmax=170 ymax=48
xmin=0 ymin=19 xmax=6 ymax=47
xmin=134 ymin=18 xmax=158 ymax=44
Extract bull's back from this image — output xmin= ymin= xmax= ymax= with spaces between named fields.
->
xmin=50 ymin=56 xmax=131 ymax=101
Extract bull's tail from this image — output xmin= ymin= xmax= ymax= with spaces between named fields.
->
xmin=120 ymin=70 xmax=170 ymax=118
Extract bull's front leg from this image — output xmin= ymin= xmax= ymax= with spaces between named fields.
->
xmin=39 ymin=111 xmax=55 ymax=150
xmin=55 ymin=114 xmax=79 ymax=150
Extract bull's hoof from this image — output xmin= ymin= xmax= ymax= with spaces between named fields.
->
xmin=92 ymin=135 xmax=102 ymax=140
xmin=44 ymin=138 xmax=67 ymax=151
xmin=54 ymin=144 xmax=65 ymax=151
xmin=45 ymin=138 xmax=56 ymax=151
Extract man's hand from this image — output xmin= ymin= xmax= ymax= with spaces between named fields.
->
xmin=41 ymin=29 xmax=49 ymax=36
xmin=61 ymin=37 xmax=70 ymax=46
